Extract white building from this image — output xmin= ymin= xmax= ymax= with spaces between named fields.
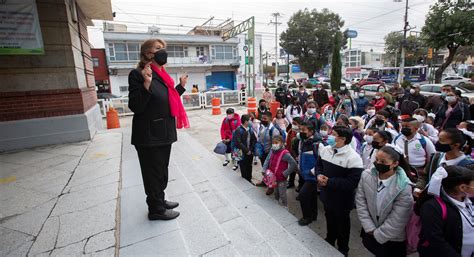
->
xmin=93 ymin=25 xmax=263 ymax=97
xmin=343 ymin=48 xmax=384 ymax=79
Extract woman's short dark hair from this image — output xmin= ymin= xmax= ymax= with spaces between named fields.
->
xmin=332 ymin=126 xmax=353 ymax=145
xmin=376 ymin=130 xmax=393 ymax=143
xmin=442 ymin=166 xmax=474 ymax=194
xmin=379 ymin=145 xmax=413 ymax=180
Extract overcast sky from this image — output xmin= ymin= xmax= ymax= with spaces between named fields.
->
xmin=98 ymin=0 xmax=435 ymax=53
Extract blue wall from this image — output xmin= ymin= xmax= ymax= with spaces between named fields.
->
xmin=205 ymin=71 xmax=236 ymax=90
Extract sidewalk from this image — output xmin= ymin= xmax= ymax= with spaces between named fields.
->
xmin=0 ymin=131 xmax=122 ymax=256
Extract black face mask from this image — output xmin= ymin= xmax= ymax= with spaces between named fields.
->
xmin=374 ymin=119 xmax=385 ymax=126
xmin=299 ymin=132 xmax=308 ymax=140
xmin=153 ymin=49 xmax=168 ymax=65
xmin=372 ymin=141 xmax=382 ymax=149
xmin=374 ymin=162 xmax=391 ymax=174
xmin=401 ymin=127 xmax=412 ymax=137
xmin=261 ymin=121 xmax=269 ymax=127
xmin=435 ymin=142 xmax=452 ymax=152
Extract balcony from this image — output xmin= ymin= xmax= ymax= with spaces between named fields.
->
xmin=167 ymin=56 xmax=240 ymax=67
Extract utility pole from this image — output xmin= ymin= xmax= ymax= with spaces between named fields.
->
xmin=397 ymin=0 xmax=409 ymax=84
xmin=270 ymin=13 xmax=281 ymax=80
xmin=264 ymin=51 xmax=269 ymax=85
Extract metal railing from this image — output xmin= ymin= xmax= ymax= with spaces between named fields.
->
xmin=97 ymin=90 xmax=247 ymax=117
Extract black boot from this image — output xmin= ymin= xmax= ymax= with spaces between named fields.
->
xmin=298 ymin=218 xmax=312 ymax=226
xmin=165 ymin=200 xmax=179 ymax=209
xmin=148 ymin=209 xmax=180 ymax=220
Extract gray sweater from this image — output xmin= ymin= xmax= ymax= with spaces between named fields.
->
xmin=262 ymin=150 xmax=297 ymax=178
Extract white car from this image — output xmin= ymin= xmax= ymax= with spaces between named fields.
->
xmin=441 ymin=76 xmax=471 ymax=86
xmin=419 ymin=83 xmax=474 ymax=100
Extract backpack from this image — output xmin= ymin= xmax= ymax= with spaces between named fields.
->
xmin=231 ymin=127 xmax=248 ymax=160
xmin=270 ymin=126 xmax=287 ymax=142
xmin=400 ymin=96 xmax=421 ymax=115
xmin=394 ymin=134 xmax=428 ymax=179
xmin=406 ymin=196 xmax=447 ymax=254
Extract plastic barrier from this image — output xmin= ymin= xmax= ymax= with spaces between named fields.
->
xmin=270 ymin=101 xmax=281 ymax=119
xmin=211 ymin=98 xmax=221 ymax=115
xmin=247 ymin=97 xmax=257 ymax=115
xmin=106 ymin=107 xmax=120 ymax=129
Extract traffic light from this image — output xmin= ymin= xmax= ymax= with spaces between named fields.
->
xmin=427 ymin=48 xmax=433 ymax=59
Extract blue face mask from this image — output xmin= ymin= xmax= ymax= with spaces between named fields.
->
xmin=327 ymin=135 xmax=336 ymax=147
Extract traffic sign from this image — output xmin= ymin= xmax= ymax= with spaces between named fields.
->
xmin=344 ymin=29 xmax=358 ymax=39
xmin=243 ymin=45 xmax=248 ymax=51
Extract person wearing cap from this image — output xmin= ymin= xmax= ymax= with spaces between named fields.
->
xmin=398 ymin=84 xmax=426 ymax=116
xmin=393 ymin=118 xmax=436 ymax=176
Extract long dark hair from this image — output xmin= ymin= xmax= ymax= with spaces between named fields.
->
xmin=378 ymin=146 xmax=413 ymax=180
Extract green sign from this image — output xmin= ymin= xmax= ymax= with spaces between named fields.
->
xmin=0 ymin=0 xmax=45 ymax=55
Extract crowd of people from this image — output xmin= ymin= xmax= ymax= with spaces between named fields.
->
xmin=217 ymin=81 xmax=474 ymax=257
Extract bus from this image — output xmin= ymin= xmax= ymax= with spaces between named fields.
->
xmin=368 ymin=66 xmax=428 ymax=83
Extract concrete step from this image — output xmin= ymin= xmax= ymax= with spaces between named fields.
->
xmin=119 ymin=129 xmax=342 ymax=256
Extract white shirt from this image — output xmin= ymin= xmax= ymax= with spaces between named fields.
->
xmin=362 ymin=143 xmax=377 ymax=170
xmin=285 ymin=104 xmax=303 ymax=124
xmin=376 ymin=174 xmax=397 ymax=216
xmin=419 ymin=123 xmax=439 ymax=144
xmin=446 ymin=195 xmax=474 ymax=257
xmin=394 ymin=133 xmax=436 ymax=167
xmin=439 ymin=154 xmax=468 ymax=167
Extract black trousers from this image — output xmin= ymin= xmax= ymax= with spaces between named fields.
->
xmin=135 ymin=145 xmax=172 ymax=213
xmin=324 ymin=206 xmax=351 ymax=253
xmin=259 ymin=152 xmax=269 ymax=167
xmin=239 ymin=154 xmax=253 ymax=182
xmin=361 ymin=230 xmax=407 ymax=257
xmin=298 ymin=180 xmax=318 ymax=220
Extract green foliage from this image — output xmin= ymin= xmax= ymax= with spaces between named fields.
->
xmin=280 ymin=8 xmax=344 ymax=78
xmin=401 ymin=80 xmax=412 ymax=89
xmin=384 ymin=31 xmax=427 ymax=66
xmin=330 ymin=33 xmax=342 ymax=90
xmin=421 ymin=0 xmax=474 ymax=82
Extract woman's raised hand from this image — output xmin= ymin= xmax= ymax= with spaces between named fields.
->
xmin=142 ymin=63 xmax=152 ymax=91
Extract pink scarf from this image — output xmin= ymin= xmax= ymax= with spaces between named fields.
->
xmin=150 ymin=64 xmax=190 ymax=129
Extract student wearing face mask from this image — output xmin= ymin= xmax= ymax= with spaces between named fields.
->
xmin=297 ymin=122 xmax=325 ymax=225
xmin=273 ymin=109 xmax=289 ymax=132
xmin=362 ymin=104 xmax=377 ymax=129
xmin=304 ymin=101 xmax=322 ymax=132
xmin=232 ymin=115 xmax=257 ymax=182
xmin=434 ymin=90 xmax=471 ymax=130
xmin=361 ymin=127 xmax=379 ymax=170
xmin=416 ymin=166 xmax=474 ymax=257
xmin=220 ymin=108 xmax=241 ymax=169
xmin=285 ymin=96 xmax=303 ymax=125
xmin=349 ymin=116 xmax=365 ymax=154
xmin=286 ymin=117 xmax=303 ymax=189
xmin=393 ymin=118 xmax=436 ymax=177
xmin=356 ymin=146 xmax=414 ymax=257
xmin=257 ymin=99 xmax=268 ymax=120
xmin=414 ymin=128 xmax=474 ymax=197
xmin=321 ymin=104 xmax=336 ymax=128
xmin=262 ymin=87 xmax=273 ymax=107
xmin=296 ymin=85 xmax=309 ymax=106
xmin=262 ymin=135 xmax=297 ymax=205
xmin=336 ymin=93 xmax=357 ymax=117
xmin=316 ymin=126 xmax=364 ymax=256
xmin=355 ymin=90 xmax=369 ymax=116
xmin=313 ymin=83 xmax=329 ymax=108
xmin=366 ymin=110 xmax=399 ymax=139
xmin=413 ymin=108 xmax=439 ymax=144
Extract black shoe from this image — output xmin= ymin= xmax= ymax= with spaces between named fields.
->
xmin=223 ymin=160 xmax=230 ymax=166
xmin=265 ymin=188 xmax=274 ymax=195
xmin=295 ymin=186 xmax=301 ymax=193
xmin=232 ymin=165 xmax=239 ymax=171
xmin=165 ymin=200 xmax=179 ymax=209
xmin=255 ymin=181 xmax=266 ymax=187
xmin=298 ymin=218 xmax=312 ymax=226
xmin=148 ymin=209 xmax=180 ymax=220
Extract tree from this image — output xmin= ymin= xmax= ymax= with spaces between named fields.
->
xmin=384 ymin=31 xmax=427 ymax=66
xmin=330 ymin=33 xmax=342 ymax=90
xmin=280 ymin=8 xmax=344 ymax=78
xmin=421 ymin=0 xmax=474 ymax=82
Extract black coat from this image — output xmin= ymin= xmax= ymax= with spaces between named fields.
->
xmin=434 ymin=101 xmax=470 ymax=130
xmin=418 ymin=195 xmax=463 ymax=257
xmin=233 ymin=125 xmax=257 ymax=154
xmin=313 ymin=90 xmax=329 ymax=108
xmin=128 ymin=69 xmax=186 ymax=147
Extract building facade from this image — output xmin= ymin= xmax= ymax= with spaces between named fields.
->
xmin=0 ymin=0 xmax=113 ymax=152
xmin=91 ymin=48 xmax=111 ymax=93
xmin=342 ymin=48 xmax=384 ymax=79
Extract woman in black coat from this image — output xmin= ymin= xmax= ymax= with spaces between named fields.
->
xmin=128 ymin=38 xmax=189 ymax=220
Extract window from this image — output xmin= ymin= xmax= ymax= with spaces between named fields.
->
xmin=420 ymin=86 xmax=431 ymax=92
xmin=432 ymin=86 xmax=442 ymax=93
xmin=92 ymin=57 xmax=99 ymax=67
xmin=119 ymin=86 xmax=129 ymax=92
xmin=196 ymin=46 xmax=205 ymax=56
xmin=168 ymin=46 xmax=188 ymax=57
xmin=211 ymin=45 xmax=235 ymax=60
xmin=107 ymin=42 xmax=140 ymax=61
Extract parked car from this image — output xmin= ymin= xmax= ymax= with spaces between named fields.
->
xmin=441 ymin=75 xmax=471 ymax=86
xmin=419 ymin=84 xmax=474 ymax=100
xmin=357 ymin=78 xmax=382 ymax=87
xmin=360 ymin=84 xmax=382 ymax=98
xmin=307 ymin=78 xmax=321 ymax=86
xmin=266 ymin=79 xmax=276 ymax=87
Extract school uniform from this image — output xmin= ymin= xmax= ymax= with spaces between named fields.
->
xmin=233 ymin=125 xmax=257 ymax=182
xmin=393 ymin=132 xmax=436 ymax=169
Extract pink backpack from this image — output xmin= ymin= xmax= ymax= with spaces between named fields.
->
xmin=263 ymin=150 xmax=287 ymax=189
xmin=406 ymin=196 xmax=447 ymax=254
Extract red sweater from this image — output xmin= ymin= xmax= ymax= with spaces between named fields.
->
xmin=220 ymin=113 xmax=241 ymax=140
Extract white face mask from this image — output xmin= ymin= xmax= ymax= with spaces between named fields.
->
xmin=320 ymin=130 xmax=328 ymax=137
xmin=364 ymin=135 xmax=373 ymax=144
xmin=413 ymin=114 xmax=425 ymax=123
xmin=271 ymin=144 xmax=281 ymax=151
xmin=410 ymin=89 xmax=416 ymax=94
xmin=293 ymin=125 xmax=300 ymax=132
xmin=341 ymin=87 xmax=346 ymax=90
xmin=367 ymin=110 xmax=376 ymax=116
xmin=375 ymin=95 xmax=381 ymax=99
xmin=307 ymin=108 xmax=316 ymax=115
xmin=446 ymin=96 xmax=457 ymax=103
